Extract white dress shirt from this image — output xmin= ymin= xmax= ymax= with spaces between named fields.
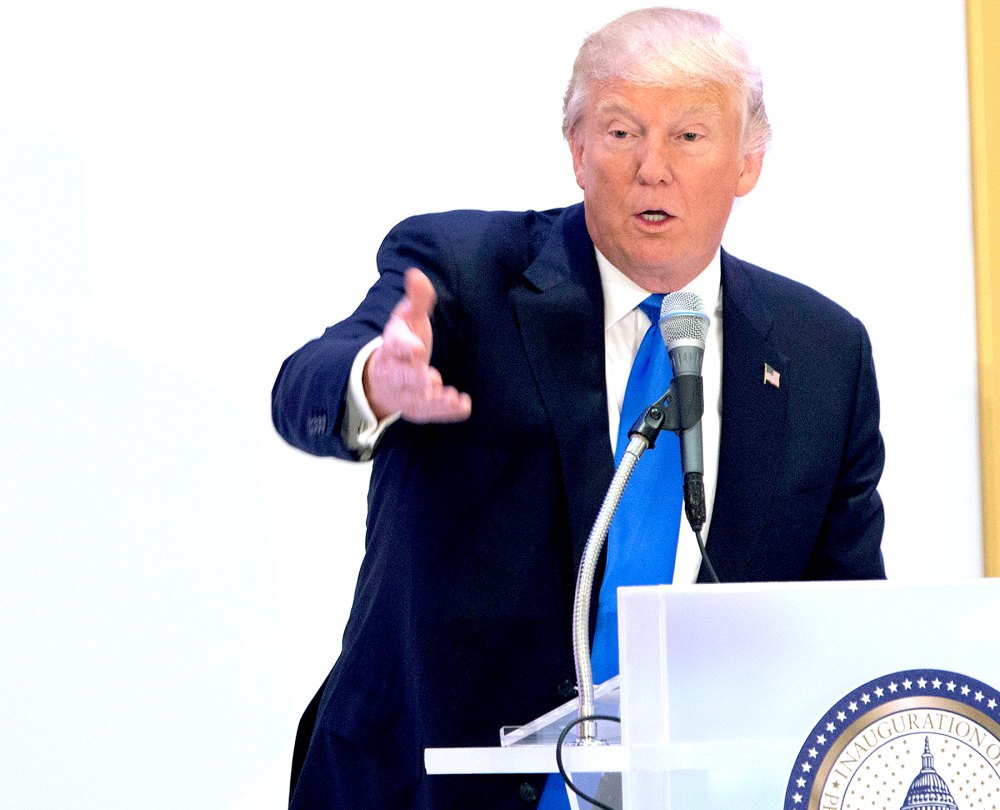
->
xmin=343 ymin=249 xmax=725 ymax=583
xmin=596 ymin=248 xmax=722 ymax=584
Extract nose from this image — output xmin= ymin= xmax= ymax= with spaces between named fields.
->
xmin=636 ymin=141 xmax=673 ymax=185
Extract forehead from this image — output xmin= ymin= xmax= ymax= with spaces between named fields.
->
xmin=587 ymin=80 xmax=735 ymax=124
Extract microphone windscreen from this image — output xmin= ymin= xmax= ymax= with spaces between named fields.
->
xmin=659 ymin=292 xmax=709 ymax=348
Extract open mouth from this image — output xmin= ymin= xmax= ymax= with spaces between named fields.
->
xmin=639 ymin=210 xmax=671 ymax=222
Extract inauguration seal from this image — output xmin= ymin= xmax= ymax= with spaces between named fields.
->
xmin=784 ymin=669 xmax=1000 ymax=809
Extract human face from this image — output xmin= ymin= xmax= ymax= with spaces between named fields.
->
xmin=569 ymin=79 xmax=763 ymax=291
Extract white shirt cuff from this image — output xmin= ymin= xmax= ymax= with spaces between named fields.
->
xmin=342 ymin=337 xmax=401 ymax=460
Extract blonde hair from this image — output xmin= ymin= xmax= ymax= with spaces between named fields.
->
xmin=563 ymin=7 xmax=771 ymax=155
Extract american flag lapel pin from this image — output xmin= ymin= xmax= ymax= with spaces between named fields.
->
xmin=763 ymin=363 xmax=781 ymax=388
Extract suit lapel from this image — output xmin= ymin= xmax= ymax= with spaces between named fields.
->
xmin=509 ymin=226 xmax=790 ymax=583
xmin=508 ymin=204 xmax=614 ymax=570
xmin=706 ymin=250 xmax=790 ymax=582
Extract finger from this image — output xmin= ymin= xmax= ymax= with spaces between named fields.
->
xmin=377 ymin=355 xmax=436 ymax=393
xmin=403 ymin=387 xmax=472 ymax=424
xmin=366 ymin=346 xmax=472 ymax=423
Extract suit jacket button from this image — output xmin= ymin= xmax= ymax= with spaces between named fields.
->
xmin=557 ymin=679 xmax=577 ymax=699
xmin=518 ymin=781 xmax=539 ymax=803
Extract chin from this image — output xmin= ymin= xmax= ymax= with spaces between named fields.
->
xmin=631 ymin=252 xmax=683 ymax=276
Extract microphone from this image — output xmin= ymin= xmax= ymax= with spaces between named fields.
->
xmin=659 ymin=292 xmax=709 ymax=533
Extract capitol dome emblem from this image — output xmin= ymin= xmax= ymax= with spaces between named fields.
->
xmin=784 ymin=669 xmax=1000 ymax=809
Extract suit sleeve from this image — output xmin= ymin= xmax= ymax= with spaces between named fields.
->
xmin=805 ymin=320 xmax=886 ymax=579
xmin=270 ymin=290 xmax=398 ymax=459
xmin=270 ymin=216 xmax=459 ymax=459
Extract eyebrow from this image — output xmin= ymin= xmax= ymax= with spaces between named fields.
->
xmin=595 ymin=99 xmax=639 ymax=118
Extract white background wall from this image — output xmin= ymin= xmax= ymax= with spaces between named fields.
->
xmin=0 ymin=1 xmax=979 ymax=807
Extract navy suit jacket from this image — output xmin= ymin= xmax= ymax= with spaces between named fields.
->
xmin=272 ymin=203 xmax=885 ymax=809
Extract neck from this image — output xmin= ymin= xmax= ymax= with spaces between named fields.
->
xmin=623 ymin=265 xmax=705 ymax=293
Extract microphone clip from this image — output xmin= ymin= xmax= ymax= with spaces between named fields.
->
xmin=627 ymin=376 xmax=704 ymax=447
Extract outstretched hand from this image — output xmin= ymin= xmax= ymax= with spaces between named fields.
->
xmin=363 ymin=268 xmax=473 ymax=424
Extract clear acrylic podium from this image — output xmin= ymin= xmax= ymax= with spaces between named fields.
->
xmin=424 ymin=579 xmax=1000 ymax=808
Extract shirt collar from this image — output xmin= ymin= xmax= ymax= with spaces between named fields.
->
xmin=596 ymin=247 xmax=723 ymax=331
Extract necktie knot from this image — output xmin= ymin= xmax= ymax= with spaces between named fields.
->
xmin=638 ymin=293 xmax=665 ymax=325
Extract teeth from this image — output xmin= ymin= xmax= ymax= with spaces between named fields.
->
xmin=640 ymin=212 xmax=668 ymax=222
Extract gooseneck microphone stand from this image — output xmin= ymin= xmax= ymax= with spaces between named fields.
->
xmin=570 ymin=382 xmax=696 ymax=744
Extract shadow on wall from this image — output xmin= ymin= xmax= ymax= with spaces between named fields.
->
xmin=0 ymin=120 xmax=285 ymax=808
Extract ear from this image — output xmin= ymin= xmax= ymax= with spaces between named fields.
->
xmin=568 ymin=135 xmax=586 ymax=191
xmin=735 ymin=150 xmax=764 ymax=198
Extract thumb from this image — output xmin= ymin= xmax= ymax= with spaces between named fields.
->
xmin=396 ymin=268 xmax=437 ymax=326
xmin=389 ymin=268 xmax=436 ymax=355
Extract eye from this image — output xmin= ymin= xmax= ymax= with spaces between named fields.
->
xmin=610 ymin=129 xmax=631 ymax=139
xmin=680 ymin=132 xmax=703 ymax=142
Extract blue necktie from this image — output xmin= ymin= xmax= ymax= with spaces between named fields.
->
xmin=538 ymin=295 xmax=683 ymax=810
xmin=590 ymin=294 xmax=683 ymax=683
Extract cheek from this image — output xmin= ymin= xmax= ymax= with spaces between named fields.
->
xmin=690 ymin=163 xmax=740 ymax=204
xmin=589 ymin=157 xmax=630 ymax=193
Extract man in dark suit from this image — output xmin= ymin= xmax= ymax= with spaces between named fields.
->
xmin=271 ymin=8 xmax=885 ymax=809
